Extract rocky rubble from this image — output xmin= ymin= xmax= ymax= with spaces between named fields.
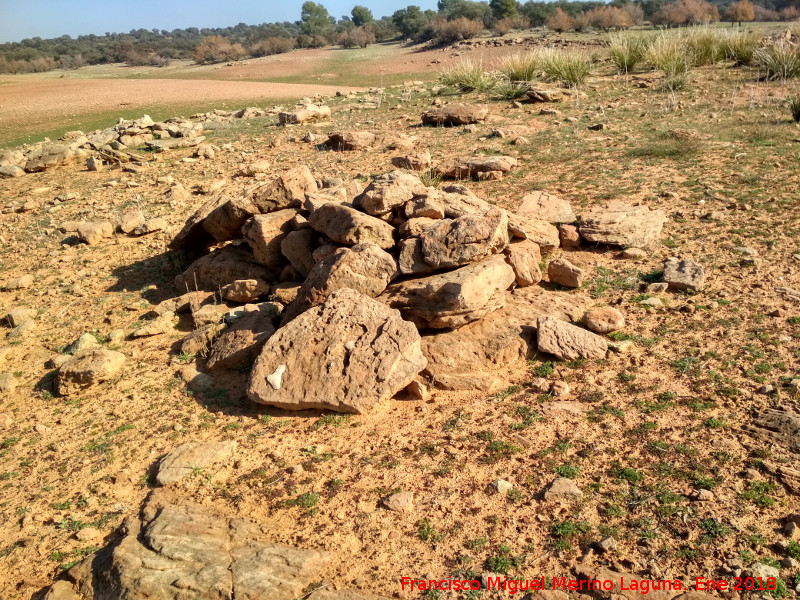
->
xmin=154 ymin=145 xmax=673 ymax=412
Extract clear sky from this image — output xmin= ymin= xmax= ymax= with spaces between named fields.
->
xmin=0 ymin=0 xmax=441 ymax=43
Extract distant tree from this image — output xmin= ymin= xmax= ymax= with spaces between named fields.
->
xmin=780 ymin=6 xmax=800 ymax=20
xmin=724 ymin=0 xmax=755 ymax=23
xmin=337 ymin=25 xmax=376 ymax=47
xmin=351 ymin=5 xmax=374 ymax=26
xmin=622 ymin=3 xmax=645 ymax=24
xmin=547 ymin=7 xmax=576 ymax=30
xmin=651 ymin=0 xmax=719 ymax=25
xmin=194 ymin=35 xmax=246 ymax=63
xmin=300 ymin=1 xmax=335 ymax=38
xmin=490 ymin=0 xmax=519 ymax=20
xmin=585 ymin=5 xmax=633 ymax=29
xmin=392 ymin=5 xmax=435 ymax=38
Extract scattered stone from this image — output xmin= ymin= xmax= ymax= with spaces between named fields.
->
xmin=156 ymin=441 xmax=237 ymax=485
xmin=383 ymin=491 xmax=414 ymax=513
xmin=547 ymin=257 xmax=584 ymax=288
xmin=242 ymin=209 xmax=297 ymax=271
xmin=180 ymin=323 xmax=226 ymax=357
xmin=7 ymin=319 xmax=36 ymax=338
xmin=544 ymin=477 xmax=583 ymax=502
xmin=517 ymin=191 xmax=576 ymax=224
xmin=5 ymin=307 xmax=36 ymax=327
xmin=180 ymin=365 xmax=216 ymax=392
xmin=77 ymin=221 xmax=114 ymax=245
xmin=66 ymin=332 xmax=100 ymax=354
xmin=550 ymin=380 xmax=570 ymax=396
xmin=281 ymin=229 xmax=317 ymax=277
xmin=247 ymin=289 xmax=426 ymax=414
xmin=132 ymin=217 xmax=167 ymax=236
xmin=391 ymin=150 xmax=432 ymax=171
xmin=663 ymin=257 xmax=705 ymax=291
xmin=119 ymin=208 xmax=145 ymax=234
xmin=0 ymin=413 xmax=12 ymax=428
xmin=133 ymin=312 xmax=177 ymax=337
xmin=421 ymin=103 xmax=489 ymax=125
xmin=537 ymin=316 xmax=607 ymax=360
xmin=580 ymin=203 xmax=666 ymax=248
xmin=174 ymin=245 xmax=270 ymax=293
xmin=493 ymin=479 xmax=513 ymax=494
xmin=596 ymin=536 xmax=617 ymax=553
xmin=639 ymin=297 xmax=663 ymax=308
xmin=324 ymin=131 xmax=376 ymax=150
xmin=56 ymin=348 xmax=125 ymax=395
xmin=582 ymin=307 xmax=625 ymax=334
xmin=279 ymin=104 xmax=331 ymax=124
xmin=559 ymin=224 xmax=580 ymax=248
xmin=0 ymin=372 xmax=16 ymax=393
xmin=646 ymin=282 xmax=668 ymax=293
xmin=418 ymin=209 xmax=508 ymax=270
xmin=356 ymin=170 xmax=427 ymax=216
xmin=690 ymin=489 xmax=714 ymax=501
xmin=506 ymin=213 xmax=560 ymax=254
xmin=436 ymin=155 xmax=517 ymax=179
xmin=4 ymin=274 xmax=34 ymax=290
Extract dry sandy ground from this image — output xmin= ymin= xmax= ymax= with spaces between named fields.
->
xmin=0 ymin=78 xmax=366 ymax=143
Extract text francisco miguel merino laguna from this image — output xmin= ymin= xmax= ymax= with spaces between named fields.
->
xmin=403 ymin=576 xmax=690 ymax=595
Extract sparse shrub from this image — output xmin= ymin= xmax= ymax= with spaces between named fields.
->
xmin=494 ymin=16 xmax=529 ymax=35
xmin=194 ymin=35 xmax=247 ymax=64
xmin=337 ymin=26 xmax=375 ymax=48
xmin=608 ymin=33 xmax=649 ymax=74
xmin=248 ymin=37 xmax=296 ymax=57
xmin=59 ymin=54 xmax=88 ymax=70
xmin=124 ymin=51 xmax=169 ymax=67
xmin=432 ymin=17 xmax=484 ymax=45
xmin=585 ymin=5 xmax=633 ymax=31
xmin=438 ymin=59 xmax=496 ymax=92
xmin=789 ymin=95 xmax=800 ymax=122
xmin=540 ymin=49 xmax=591 ymax=89
xmin=546 ymin=8 xmax=574 ymax=33
xmin=497 ymin=52 xmax=539 ymax=82
xmin=754 ymin=43 xmax=800 ymax=81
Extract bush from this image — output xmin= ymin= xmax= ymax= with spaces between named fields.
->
xmin=194 ymin=35 xmax=246 ymax=64
xmin=0 ymin=56 xmax=58 ymax=74
xmin=585 ymin=6 xmax=633 ymax=30
xmin=546 ymin=8 xmax=574 ymax=32
xmin=337 ymin=26 xmax=375 ymax=48
xmin=651 ymin=0 xmax=720 ymax=26
xmin=432 ymin=17 xmax=484 ymax=45
xmin=608 ymin=33 xmax=649 ymax=74
xmin=493 ymin=16 xmax=529 ymax=35
xmin=248 ymin=37 xmax=296 ymax=57
xmin=438 ymin=59 xmax=496 ymax=92
xmin=754 ymin=43 xmax=800 ymax=81
xmin=494 ymin=78 xmax=530 ymax=99
xmin=497 ymin=52 xmax=539 ymax=82
xmin=59 ymin=54 xmax=88 ymax=70
xmin=540 ymin=49 xmax=591 ymax=88
xmin=645 ymin=34 xmax=692 ymax=92
xmin=124 ymin=51 xmax=169 ymax=67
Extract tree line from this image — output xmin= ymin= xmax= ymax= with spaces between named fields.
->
xmin=1 ymin=0 xmax=797 ymax=73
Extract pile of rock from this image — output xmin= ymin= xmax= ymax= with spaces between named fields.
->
xmin=164 ymin=161 xmax=667 ymax=413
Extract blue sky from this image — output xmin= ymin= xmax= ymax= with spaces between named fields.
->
xmin=0 ymin=0 xmax=441 ymax=43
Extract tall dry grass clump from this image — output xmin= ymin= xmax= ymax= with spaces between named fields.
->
xmin=438 ymin=60 xmax=496 ymax=93
xmin=754 ymin=43 xmax=800 ymax=82
xmin=608 ymin=33 xmax=650 ymax=74
xmin=685 ymin=28 xmax=727 ymax=66
xmin=539 ymin=48 xmax=591 ymax=89
xmin=722 ymin=30 xmax=762 ymax=66
xmin=496 ymin=52 xmax=540 ymax=82
xmin=645 ymin=33 xmax=692 ymax=92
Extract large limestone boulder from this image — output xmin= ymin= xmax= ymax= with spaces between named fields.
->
xmin=437 ymin=185 xmax=494 ymax=218
xmin=356 ymin=171 xmax=427 ymax=216
xmin=56 ymin=348 xmax=125 ymax=395
xmin=517 ymin=191 xmax=576 ymax=224
xmin=421 ymin=103 xmax=489 ymax=125
xmin=280 ymin=229 xmax=317 ymax=277
xmin=383 ymin=256 xmax=515 ymax=329
xmin=242 ymin=209 xmax=297 ymax=271
xmin=507 ymin=213 xmax=560 ymax=253
xmin=24 ymin=143 xmax=78 ymax=172
xmin=248 ymin=289 xmax=426 ymax=414
xmin=421 ymin=286 xmax=586 ymax=391
xmin=537 ymin=316 xmax=608 ymax=360
xmin=283 ymin=244 xmax=397 ymax=323
xmin=503 ymin=239 xmax=542 ymax=287
xmin=579 ymin=202 xmax=666 ymax=248
xmin=308 ymin=203 xmax=395 ymax=249
xmin=58 ymin=490 xmax=333 ymax=600
xmin=174 ymin=245 xmax=271 ymax=293
xmin=418 ymin=208 xmax=509 ymax=270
